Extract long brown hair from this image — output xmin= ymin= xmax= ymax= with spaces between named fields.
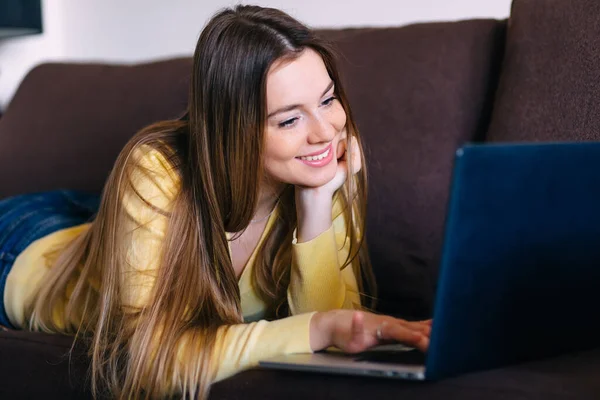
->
xmin=28 ymin=5 xmax=375 ymax=399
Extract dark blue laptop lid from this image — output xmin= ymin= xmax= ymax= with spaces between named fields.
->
xmin=426 ymin=142 xmax=600 ymax=380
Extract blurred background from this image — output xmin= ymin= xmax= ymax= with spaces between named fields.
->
xmin=0 ymin=0 xmax=512 ymax=111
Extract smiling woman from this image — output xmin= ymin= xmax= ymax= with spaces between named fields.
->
xmin=264 ymin=49 xmax=347 ymax=190
xmin=0 ymin=4 xmax=431 ymax=399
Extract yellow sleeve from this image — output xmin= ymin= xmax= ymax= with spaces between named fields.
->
xmin=205 ymin=312 xmax=314 ymax=382
xmin=119 ymin=145 xmax=180 ymax=311
xmin=120 ymin=146 xmax=315 ymax=386
xmin=287 ymin=195 xmax=361 ymax=314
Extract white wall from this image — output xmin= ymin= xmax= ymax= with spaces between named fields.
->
xmin=0 ymin=0 xmax=513 ymax=110
xmin=0 ymin=0 xmax=66 ymax=110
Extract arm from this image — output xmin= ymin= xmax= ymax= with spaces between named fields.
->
xmin=287 ymin=191 xmax=361 ymax=314
xmin=287 ymin=135 xmax=363 ymax=314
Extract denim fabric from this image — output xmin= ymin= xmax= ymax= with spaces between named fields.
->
xmin=0 ymin=190 xmax=100 ymax=328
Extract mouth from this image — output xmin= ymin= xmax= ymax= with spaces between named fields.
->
xmin=296 ymin=143 xmax=334 ymax=168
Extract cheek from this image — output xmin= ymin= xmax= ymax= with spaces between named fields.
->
xmin=332 ymin=103 xmax=347 ymax=131
xmin=264 ymin=132 xmax=303 ymax=161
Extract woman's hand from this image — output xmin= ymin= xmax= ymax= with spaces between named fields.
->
xmin=295 ymin=134 xmax=362 ymax=243
xmin=310 ymin=310 xmax=431 ymax=353
xmin=318 ymin=134 xmax=362 ymax=198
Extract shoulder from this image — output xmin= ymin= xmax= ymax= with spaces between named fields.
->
xmin=132 ymin=144 xmax=179 ymax=179
xmin=126 ymin=144 xmax=182 ymax=206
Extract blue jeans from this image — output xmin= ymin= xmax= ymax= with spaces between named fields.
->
xmin=0 ymin=190 xmax=100 ymax=328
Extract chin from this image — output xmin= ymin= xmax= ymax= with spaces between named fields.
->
xmin=269 ymin=161 xmax=338 ymax=187
xmin=296 ymin=170 xmax=337 ymax=188
xmin=297 ymin=179 xmax=329 ymax=188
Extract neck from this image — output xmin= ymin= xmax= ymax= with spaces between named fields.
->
xmin=253 ymin=182 xmax=286 ymax=223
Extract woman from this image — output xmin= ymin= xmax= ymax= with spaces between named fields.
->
xmin=0 ymin=5 xmax=430 ymax=399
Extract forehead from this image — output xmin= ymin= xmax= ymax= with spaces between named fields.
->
xmin=266 ymin=49 xmax=332 ymax=110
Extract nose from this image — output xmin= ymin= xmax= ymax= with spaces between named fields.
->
xmin=307 ymin=115 xmax=336 ymax=144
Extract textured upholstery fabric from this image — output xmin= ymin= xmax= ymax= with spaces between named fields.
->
xmin=488 ymin=0 xmax=600 ymax=142
xmin=1 ymin=1 xmax=599 ymax=397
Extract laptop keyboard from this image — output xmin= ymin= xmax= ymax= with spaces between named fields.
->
xmin=354 ymin=349 xmax=426 ymax=365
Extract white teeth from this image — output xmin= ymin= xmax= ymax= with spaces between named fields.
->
xmin=300 ymin=148 xmax=330 ymax=161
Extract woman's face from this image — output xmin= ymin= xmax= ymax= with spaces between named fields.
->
xmin=263 ymin=48 xmax=347 ymax=189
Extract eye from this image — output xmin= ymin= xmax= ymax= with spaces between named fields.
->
xmin=321 ymin=96 xmax=337 ymax=107
xmin=278 ymin=117 xmax=299 ymax=129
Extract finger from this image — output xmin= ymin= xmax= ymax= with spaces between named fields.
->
xmin=336 ymin=137 xmax=347 ymax=160
xmin=398 ymin=318 xmax=432 ymax=328
xmin=376 ymin=321 xmax=387 ymax=342
xmin=399 ymin=319 xmax=432 ymax=332
xmin=398 ymin=320 xmax=431 ymax=337
xmin=380 ymin=322 xmax=424 ymax=347
xmin=415 ymin=335 xmax=430 ymax=353
xmin=350 ymin=136 xmax=362 ymax=174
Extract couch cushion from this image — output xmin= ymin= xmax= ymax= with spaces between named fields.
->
xmin=211 ymin=348 xmax=600 ymax=400
xmin=487 ymin=0 xmax=600 ymax=142
xmin=1 ymin=329 xmax=599 ymax=399
xmin=0 ymin=58 xmax=192 ymax=200
xmin=323 ymin=20 xmax=506 ymax=318
xmin=0 ymin=330 xmax=90 ymax=398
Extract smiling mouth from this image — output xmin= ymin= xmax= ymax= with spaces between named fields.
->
xmin=297 ymin=147 xmax=331 ymax=161
xmin=296 ymin=143 xmax=333 ymax=161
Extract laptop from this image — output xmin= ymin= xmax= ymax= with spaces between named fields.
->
xmin=259 ymin=142 xmax=600 ymax=381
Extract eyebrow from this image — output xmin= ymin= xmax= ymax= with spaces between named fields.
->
xmin=267 ymin=80 xmax=335 ymax=119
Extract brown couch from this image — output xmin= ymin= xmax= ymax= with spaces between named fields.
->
xmin=1 ymin=0 xmax=599 ymax=398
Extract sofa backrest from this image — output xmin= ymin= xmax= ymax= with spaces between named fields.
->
xmin=0 ymin=58 xmax=192 ymax=198
xmin=326 ymin=21 xmax=507 ymax=316
xmin=488 ymin=0 xmax=600 ymax=143
xmin=0 ymin=20 xmax=507 ymax=318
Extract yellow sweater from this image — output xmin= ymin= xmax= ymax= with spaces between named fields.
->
xmin=3 ymin=145 xmax=360 ymax=383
